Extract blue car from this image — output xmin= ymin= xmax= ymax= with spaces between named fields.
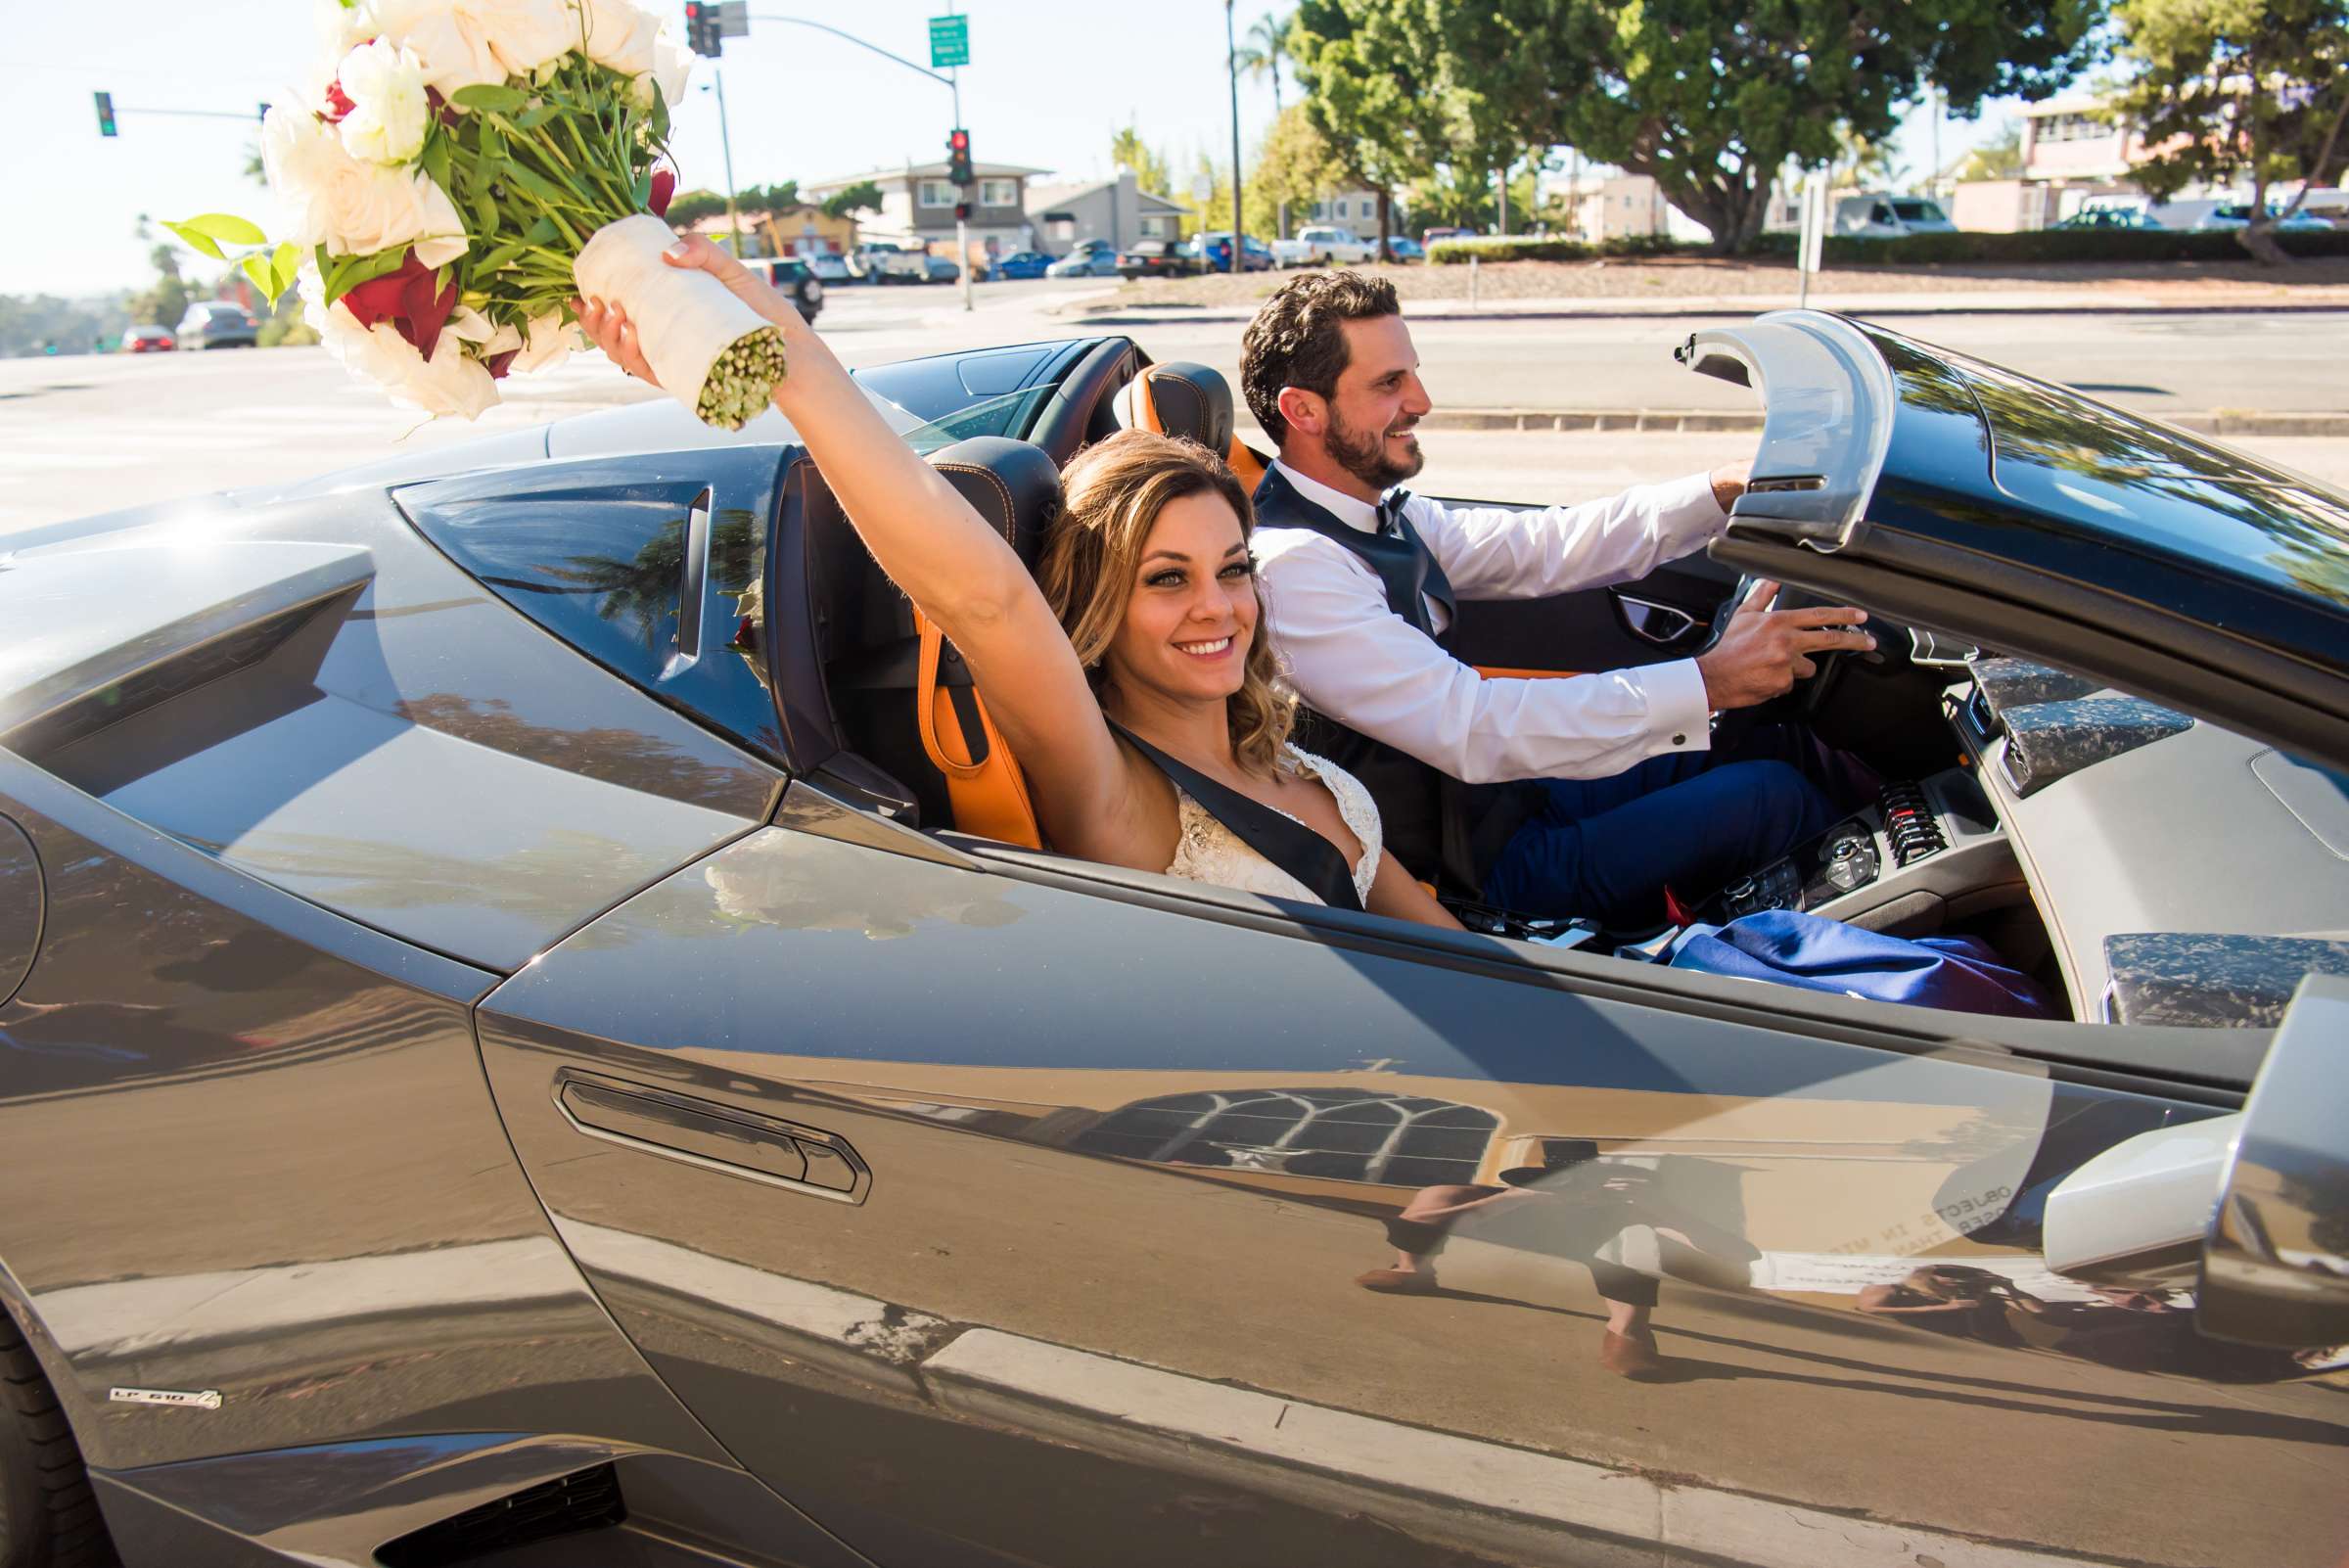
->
xmin=991 ymin=250 xmax=1054 ymax=280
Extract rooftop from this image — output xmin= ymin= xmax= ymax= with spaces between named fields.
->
xmin=804 ymin=161 xmax=1053 ymax=191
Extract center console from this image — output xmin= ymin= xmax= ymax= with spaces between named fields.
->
xmin=1696 ymin=769 xmax=2022 ymax=936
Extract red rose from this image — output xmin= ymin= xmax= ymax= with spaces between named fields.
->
xmin=649 ymin=168 xmax=676 ymax=218
xmin=322 ymin=79 xmax=356 ymax=123
xmin=338 ymin=252 xmax=460 ymax=361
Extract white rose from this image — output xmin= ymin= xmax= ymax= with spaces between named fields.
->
xmin=512 ymin=312 xmax=576 ymax=374
xmin=649 ymin=31 xmax=690 ymax=107
xmin=264 ymin=107 xmax=468 ymax=267
xmin=315 ymin=0 xmax=375 ymax=52
xmin=368 ymin=0 xmax=577 ymax=100
xmin=337 ymin=39 xmax=433 ymax=165
xmin=313 ymin=290 xmax=499 ymax=420
xmin=576 ymin=0 xmax=662 ymax=78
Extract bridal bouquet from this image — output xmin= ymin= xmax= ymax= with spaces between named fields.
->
xmin=170 ymin=0 xmax=787 ymax=428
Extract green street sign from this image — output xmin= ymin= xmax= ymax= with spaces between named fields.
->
xmin=928 ymin=14 xmax=969 ymax=69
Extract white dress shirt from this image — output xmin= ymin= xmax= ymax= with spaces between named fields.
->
xmin=1253 ymin=459 xmax=1727 ymax=784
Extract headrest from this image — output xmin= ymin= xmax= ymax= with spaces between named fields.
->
xmin=926 ymin=437 xmax=1064 ymax=571
xmin=1128 ymin=362 xmax=1234 ymax=458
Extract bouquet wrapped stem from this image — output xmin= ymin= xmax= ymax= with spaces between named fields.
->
xmin=574 ymin=216 xmax=787 ymax=428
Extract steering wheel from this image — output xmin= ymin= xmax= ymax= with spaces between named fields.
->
xmin=1698 ymin=576 xmax=1897 ymax=731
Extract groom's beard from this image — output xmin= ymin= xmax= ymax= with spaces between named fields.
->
xmin=1326 ymin=406 xmax=1425 ymax=492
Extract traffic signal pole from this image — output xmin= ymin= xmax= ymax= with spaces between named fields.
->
xmin=951 ymin=69 xmax=971 ymax=311
xmin=714 ymin=66 xmax=744 ymax=258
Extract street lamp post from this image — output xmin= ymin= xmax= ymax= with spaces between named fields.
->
xmin=1225 ymin=0 xmax=1243 ymax=276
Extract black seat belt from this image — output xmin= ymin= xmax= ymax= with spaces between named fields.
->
xmin=1110 ymin=723 xmax=1364 ymax=913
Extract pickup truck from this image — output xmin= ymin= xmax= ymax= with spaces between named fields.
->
xmin=1274 ymin=225 xmax=1377 ymax=267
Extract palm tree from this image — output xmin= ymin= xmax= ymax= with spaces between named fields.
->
xmin=1234 ymin=9 xmax=1292 ymax=115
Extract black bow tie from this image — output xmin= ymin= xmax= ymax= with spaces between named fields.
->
xmin=1375 ymin=491 xmax=1411 ymax=536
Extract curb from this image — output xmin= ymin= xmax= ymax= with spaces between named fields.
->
xmin=1416 ymin=408 xmax=2349 ymax=438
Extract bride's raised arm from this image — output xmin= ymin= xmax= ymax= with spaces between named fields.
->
xmin=576 ymin=236 xmax=1148 ymax=862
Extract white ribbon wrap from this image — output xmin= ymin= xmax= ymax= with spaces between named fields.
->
xmin=573 ymin=213 xmax=769 ymax=419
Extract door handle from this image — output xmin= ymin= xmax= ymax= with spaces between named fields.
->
xmin=1615 ymin=595 xmax=1702 ymax=647
xmin=554 ymin=1072 xmax=869 ymax=1204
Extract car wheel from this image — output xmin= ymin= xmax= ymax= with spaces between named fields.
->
xmin=0 ymin=1311 xmax=114 ymax=1568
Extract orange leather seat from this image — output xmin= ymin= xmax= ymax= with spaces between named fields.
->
xmin=1125 ymin=360 xmax=1271 ymax=495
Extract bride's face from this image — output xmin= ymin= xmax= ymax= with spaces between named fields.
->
xmin=1104 ymin=489 xmax=1258 ymax=708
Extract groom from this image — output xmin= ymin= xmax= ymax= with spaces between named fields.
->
xmin=1239 ymin=272 xmax=1878 ymax=929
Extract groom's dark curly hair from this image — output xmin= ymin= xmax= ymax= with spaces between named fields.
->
xmin=1239 ymin=270 xmax=1401 ymax=447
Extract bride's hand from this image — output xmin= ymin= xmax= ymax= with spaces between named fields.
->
xmin=574 ymin=233 xmax=801 ymax=389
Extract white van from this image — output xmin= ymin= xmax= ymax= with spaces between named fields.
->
xmin=1832 ymin=195 xmax=1958 ymax=239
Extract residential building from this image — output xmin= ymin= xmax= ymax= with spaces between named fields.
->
xmin=801 ymin=160 xmax=1050 ymax=262
xmin=1025 ymin=170 xmax=1187 ymax=255
xmin=681 ymin=204 xmax=859 ymax=259
xmin=1553 ymin=172 xmax=1715 ymax=244
xmin=1302 ymin=188 xmax=1406 ymax=235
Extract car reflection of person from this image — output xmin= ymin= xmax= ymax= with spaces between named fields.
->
xmin=1238 ymin=273 xmax=1880 ymax=930
xmin=577 ymin=239 xmax=1464 ymax=926
xmin=1358 ymin=1144 xmax=1759 ymax=1380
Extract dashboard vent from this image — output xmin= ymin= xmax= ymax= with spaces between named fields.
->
xmin=375 ymin=1464 xmax=624 ymax=1568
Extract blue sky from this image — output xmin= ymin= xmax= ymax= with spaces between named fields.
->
xmin=5 ymin=1 xmax=2004 ymax=298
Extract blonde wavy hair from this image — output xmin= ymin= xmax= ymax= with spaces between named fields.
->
xmin=1038 ymin=428 xmax=1297 ymax=778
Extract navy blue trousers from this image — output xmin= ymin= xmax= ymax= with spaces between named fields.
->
xmin=1482 ymin=724 xmax=1851 ymax=930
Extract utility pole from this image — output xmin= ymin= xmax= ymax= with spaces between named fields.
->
xmin=1224 ymin=0 xmax=1244 ymax=275
xmin=714 ymin=67 xmax=744 ymax=256
xmin=949 ymin=3 xmax=971 ymax=311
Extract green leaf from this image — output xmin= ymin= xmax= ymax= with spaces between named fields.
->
xmin=631 ymin=171 xmax=653 ymax=211
xmin=320 ymin=244 xmax=412 ymax=307
xmin=270 ymin=242 xmax=302 ymax=299
xmin=240 ymin=254 xmax=281 ymax=303
xmin=515 ymin=103 xmax=555 ymax=129
xmin=479 ymin=118 xmax=506 ymax=161
xmin=471 ymin=242 xmax=526 ymax=274
xmin=420 ymin=128 xmax=452 ymax=195
xmin=524 ymin=214 xmax=560 ymax=246
xmin=164 ymin=212 xmax=268 ymax=253
xmin=452 ymin=84 xmax=529 ymax=114
xmin=472 ymin=186 xmax=500 ymax=247
xmin=502 ymin=162 xmax=576 ymax=209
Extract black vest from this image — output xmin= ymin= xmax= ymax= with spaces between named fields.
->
xmin=1254 ymin=468 xmax=1536 ymax=895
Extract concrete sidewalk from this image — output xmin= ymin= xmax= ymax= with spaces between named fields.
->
xmin=1066 ymin=286 xmax=2349 ymax=327
xmin=1415 ymin=406 xmax=2349 ymax=438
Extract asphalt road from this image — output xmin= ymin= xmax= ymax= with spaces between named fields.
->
xmin=4 ymin=283 xmax=2346 ymax=540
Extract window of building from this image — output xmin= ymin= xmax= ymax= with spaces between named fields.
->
xmin=918 ymin=180 xmax=955 ymax=208
xmin=1070 ymin=1089 xmax=1499 ymax=1187
xmin=1138 ymin=214 xmax=1172 ymax=238
xmin=979 ymin=178 xmax=1018 ymax=208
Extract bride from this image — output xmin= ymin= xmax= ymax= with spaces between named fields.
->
xmin=578 ymin=236 xmax=1459 ymax=929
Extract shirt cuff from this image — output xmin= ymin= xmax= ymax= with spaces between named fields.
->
xmin=1661 ymin=468 xmax=1729 ymax=527
xmin=1636 ymin=658 xmax=1713 ymax=754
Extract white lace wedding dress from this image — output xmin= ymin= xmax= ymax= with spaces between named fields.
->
xmin=1164 ymin=745 xmax=1383 ymax=906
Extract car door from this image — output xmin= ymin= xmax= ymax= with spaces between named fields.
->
xmin=472 ymin=783 xmax=2337 ymax=1568
xmin=1432 ymin=496 xmax=1746 ymax=678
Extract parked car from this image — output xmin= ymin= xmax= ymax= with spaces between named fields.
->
xmin=1115 ymin=240 xmax=1196 ymax=279
xmin=1831 ymin=195 xmax=1958 ymax=238
xmin=991 ymin=250 xmax=1055 ymax=280
xmin=1273 ymin=225 xmax=1376 ymax=266
xmin=1189 ymin=231 xmax=1276 ymax=272
xmin=848 ymin=241 xmax=928 ymax=284
xmin=1386 ymin=236 xmax=1426 ymax=262
xmin=174 ymin=300 xmax=257 ymax=349
xmin=2192 ymin=204 xmax=2335 ymax=233
xmin=2052 ymin=208 xmax=2166 ymax=231
xmin=922 ymin=254 xmax=961 ymax=285
xmin=804 ymin=253 xmax=852 ymax=283
xmin=1420 ymin=224 xmax=1478 ymax=248
xmin=119 ymin=324 xmax=174 ymax=352
xmin=1045 ymin=239 xmax=1120 ymax=278
xmin=747 ymin=257 xmax=823 ymax=321
xmin=1 ymin=313 xmax=2343 ymax=1568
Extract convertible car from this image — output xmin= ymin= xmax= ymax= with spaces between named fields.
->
xmin=1 ymin=314 xmax=2343 ymax=1568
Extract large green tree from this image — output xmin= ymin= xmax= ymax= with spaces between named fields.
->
xmin=1289 ymin=0 xmax=1466 ymax=255
xmin=1110 ymin=124 xmax=1176 ymax=200
xmin=2111 ymin=0 xmax=2349 ymax=263
xmin=1347 ymin=0 xmax=2098 ymax=254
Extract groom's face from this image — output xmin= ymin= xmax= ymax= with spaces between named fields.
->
xmin=1324 ymin=314 xmax=1431 ymax=491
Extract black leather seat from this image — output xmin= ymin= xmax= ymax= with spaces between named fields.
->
xmin=807 ymin=436 xmax=1062 ymax=843
xmin=1124 ymin=360 xmax=1267 ymax=490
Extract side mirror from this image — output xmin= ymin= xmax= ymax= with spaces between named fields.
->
xmin=2040 ymin=973 xmax=2349 ymax=1350
xmin=2197 ymin=973 xmax=2349 ymax=1349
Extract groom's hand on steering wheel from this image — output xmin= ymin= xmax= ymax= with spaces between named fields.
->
xmin=1695 ymin=579 xmax=1875 ymax=711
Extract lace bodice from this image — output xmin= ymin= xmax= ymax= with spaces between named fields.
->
xmin=1165 ymin=745 xmax=1383 ymax=906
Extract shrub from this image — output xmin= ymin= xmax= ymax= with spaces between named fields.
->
xmin=1432 ymin=226 xmax=2349 ymax=266
xmin=1427 ymin=234 xmax=1708 ymax=264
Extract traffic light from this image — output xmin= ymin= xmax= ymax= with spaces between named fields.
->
xmin=683 ymin=1 xmax=721 ymax=57
xmin=945 ymin=127 xmax=973 ymax=189
xmin=954 ymin=200 xmax=971 ymax=222
xmin=94 ymin=91 xmax=116 ymax=138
